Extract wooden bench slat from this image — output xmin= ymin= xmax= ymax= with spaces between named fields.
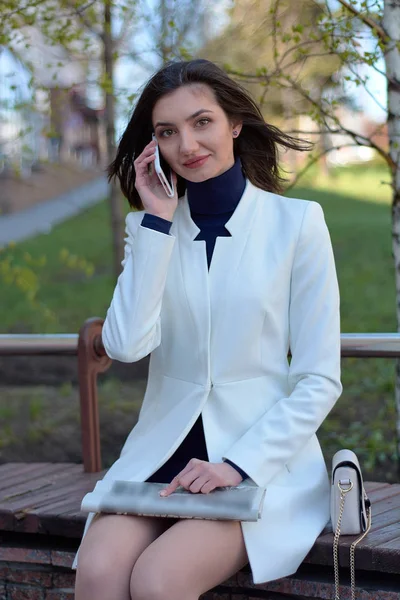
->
xmin=364 ymin=481 xmax=392 ymax=493
xmin=0 ymin=464 xmax=103 ymax=535
xmin=0 ymin=461 xmax=76 ymax=477
xmin=313 ymin=507 xmax=400 ymax=552
xmin=0 ymin=463 xmax=79 ymax=492
xmin=365 ymin=504 xmax=400 ymax=530
xmin=0 ymin=463 xmax=59 ymax=487
xmin=358 ymin=521 xmax=400 ymax=548
xmin=38 ymin=497 xmax=90 ymax=517
xmin=15 ymin=496 xmax=93 ymax=537
xmin=16 ymin=476 xmax=103 ymax=530
xmin=368 ymin=495 xmax=400 ymax=518
xmin=25 ymin=498 xmax=94 ymax=537
xmin=313 ymin=485 xmax=400 ymax=542
xmin=36 ymin=514 xmax=85 ymax=538
xmin=307 ymin=520 xmax=400 ymax=574
xmin=1 ymin=473 xmax=99 ymax=515
xmin=0 ymin=509 xmax=14 ymax=530
xmin=0 ymin=463 xmax=82 ymax=499
xmin=0 ymin=474 xmax=86 ymax=514
xmin=377 ymin=535 xmax=400 ymax=550
xmin=365 ymin=483 xmax=400 ymax=502
xmin=0 ymin=463 xmax=35 ymax=480
xmin=0 ymin=462 xmax=53 ymax=476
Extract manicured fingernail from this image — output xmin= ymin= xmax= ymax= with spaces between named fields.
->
xmin=160 ymin=490 xmax=166 ymax=496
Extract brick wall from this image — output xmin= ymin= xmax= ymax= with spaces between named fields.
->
xmin=0 ymin=546 xmax=236 ymax=600
xmin=0 ymin=546 xmax=75 ymax=600
xmin=2 ymin=543 xmax=399 ymax=600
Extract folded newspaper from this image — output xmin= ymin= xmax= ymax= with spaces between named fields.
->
xmin=81 ymin=480 xmax=266 ymax=522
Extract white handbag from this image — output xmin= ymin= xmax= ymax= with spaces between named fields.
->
xmin=331 ymin=449 xmax=372 ymax=600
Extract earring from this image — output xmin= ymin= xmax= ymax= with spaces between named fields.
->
xmin=233 ymin=130 xmax=238 ymax=137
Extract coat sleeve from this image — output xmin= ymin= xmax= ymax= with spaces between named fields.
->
xmin=222 ymin=201 xmax=342 ymax=488
xmin=102 ymin=211 xmax=176 ymax=363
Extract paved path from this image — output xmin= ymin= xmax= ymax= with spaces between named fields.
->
xmin=0 ymin=177 xmax=108 ymax=247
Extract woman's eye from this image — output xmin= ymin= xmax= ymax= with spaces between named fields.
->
xmin=196 ymin=118 xmax=210 ymax=127
xmin=160 ymin=129 xmax=174 ymax=138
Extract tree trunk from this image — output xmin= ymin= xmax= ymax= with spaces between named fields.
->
xmin=383 ymin=0 xmax=400 ymax=464
xmin=160 ymin=0 xmax=169 ymax=64
xmin=104 ymin=0 xmax=124 ymax=278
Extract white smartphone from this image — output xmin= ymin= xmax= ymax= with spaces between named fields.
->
xmin=152 ymin=134 xmax=174 ymax=198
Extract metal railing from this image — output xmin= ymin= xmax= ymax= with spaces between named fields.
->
xmin=1 ymin=322 xmax=400 ymax=473
xmin=3 ymin=331 xmax=400 ymax=357
xmin=0 ymin=318 xmax=109 ymax=473
xmin=0 ymin=334 xmax=78 ymax=355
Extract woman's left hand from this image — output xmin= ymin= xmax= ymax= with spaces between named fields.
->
xmin=160 ymin=459 xmax=243 ymax=496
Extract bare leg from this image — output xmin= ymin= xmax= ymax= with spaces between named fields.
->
xmin=130 ymin=519 xmax=249 ymax=600
xmin=74 ymin=514 xmax=176 ymax=600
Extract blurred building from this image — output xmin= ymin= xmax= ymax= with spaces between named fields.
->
xmin=0 ymin=27 xmax=105 ymax=175
xmin=49 ymin=87 xmax=105 ymax=167
xmin=0 ymin=48 xmax=46 ymax=174
xmin=324 ymin=107 xmax=388 ymax=167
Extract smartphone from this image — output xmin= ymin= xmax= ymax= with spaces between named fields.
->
xmin=152 ymin=134 xmax=174 ymax=198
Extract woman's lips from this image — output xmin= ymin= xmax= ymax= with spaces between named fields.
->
xmin=183 ymin=156 xmax=210 ymax=169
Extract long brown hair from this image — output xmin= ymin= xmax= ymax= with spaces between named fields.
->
xmin=108 ymin=59 xmax=311 ymax=210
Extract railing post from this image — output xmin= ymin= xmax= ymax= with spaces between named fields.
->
xmin=78 ymin=317 xmax=112 ymax=473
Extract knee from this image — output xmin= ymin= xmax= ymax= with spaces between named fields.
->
xmin=129 ymin=564 xmax=164 ymax=600
xmin=130 ymin=557 xmax=186 ymax=600
xmin=75 ymin=543 xmax=124 ymax=597
xmin=75 ymin=553 xmax=103 ymax=594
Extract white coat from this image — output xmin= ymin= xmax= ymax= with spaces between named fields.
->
xmin=72 ymin=179 xmax=342 ymax=584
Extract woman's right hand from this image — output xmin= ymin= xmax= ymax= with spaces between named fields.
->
xmin=134 ymin=139 xmax=178 ymax=222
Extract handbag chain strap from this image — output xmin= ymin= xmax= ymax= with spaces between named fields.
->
xmin=333 ymin=480 xmax=372 ymax=600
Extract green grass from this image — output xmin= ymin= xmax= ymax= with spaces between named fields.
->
xmin=1 ymin=200 xmax=129 ymax=333
xmin=1 ymin=162 xmax=395 ymax=334
xmin=0 ymin=380 xmax=146 ymax=467
xmin=1 ymin=160 xmax=399 ymax=480
xmin=296 ymin=160 xmax=392 ymax=206
xmin=289 ymin=172 xmax=395 ymax=334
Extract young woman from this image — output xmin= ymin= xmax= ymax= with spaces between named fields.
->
xmin=73 ymin=59 xmax=342 ymax=599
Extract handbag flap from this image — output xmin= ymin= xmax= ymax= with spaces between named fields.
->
xmin=332 ymin=449 xmax=369 ymax=532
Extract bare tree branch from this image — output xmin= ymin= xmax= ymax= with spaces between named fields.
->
xmin=272 ymin=0 xmax=281 ymax=70
xmin=114 ymin=17 xmax=135 ymax=48
xmin=281 ymin=51 xmax=339 ymax=73
xmin=2 ymin=0 xmax=49 ymax=19
xmin=228 ymin=66 xmax=391 ymax=167
xmin=286 ymin=126 xmax=388 ymax=142
xmin=277 ymin=39 xmax=325 ymax=67
xmin=74 ymin=0 xmax=98 ymax=17
xmin=336 ymin=0 xmax=387 ymax=42
xmin=63 ymin=0 xmax=103 ymax=39
xmin=120 ymin=49 xmax=156 ymax=73
xmin=284 ymin=142 xmax=377 ymax=191
xmin=345 ymin=62 xmax=388 ymax=114
xmin=369 ymin=60 xmax=389 ymax=81
xmin=174 ymin=9 xmax=201 ymax=51
xmin=281 ymin=75 xmax=391 ymax=165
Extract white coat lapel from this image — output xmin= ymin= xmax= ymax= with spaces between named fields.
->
xmin=208 ymin=181 xmax=261 ymax=335
xmin=172 ymin=180 xmax=261 ymax=353
xmin=173 ymin=197 xmax=211 ymax=353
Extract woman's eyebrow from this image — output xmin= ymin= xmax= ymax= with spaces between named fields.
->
xmin=154 ymin=109 xmax=213 ymax=128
